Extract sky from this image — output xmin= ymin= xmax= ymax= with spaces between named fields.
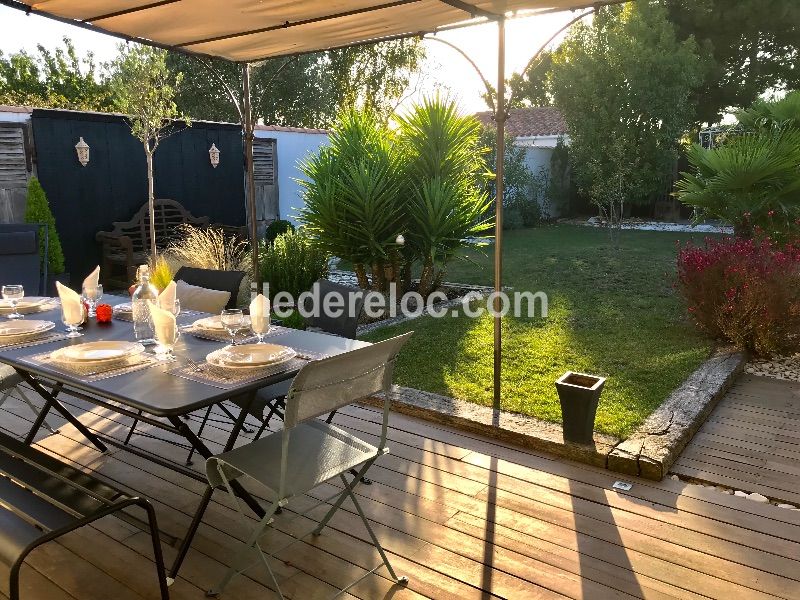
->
xmin=0 ymin=6 xmax=578 ymax=117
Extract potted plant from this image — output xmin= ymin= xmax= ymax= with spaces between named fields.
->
xmin=555 ymin=371 xmax=606 ymax=445
xmin=24 ymin=177 xmax=68 ymax=294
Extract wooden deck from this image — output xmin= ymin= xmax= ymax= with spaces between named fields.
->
xmin=672 ymin=374 xmax=800 ymax=506
xmin=1 ymin=385 xmax=800 ymax=599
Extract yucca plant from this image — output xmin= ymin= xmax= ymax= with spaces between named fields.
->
xmin=298 ymin=110 xmax=404 ymax=291
xmin=396 ymin=96 xmax=493 ymax=296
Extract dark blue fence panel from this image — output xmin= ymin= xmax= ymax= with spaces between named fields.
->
xmin=31 ymin=109 xmax=245 ymax=282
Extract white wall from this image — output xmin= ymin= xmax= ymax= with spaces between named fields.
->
xmin=254 ymin=127 xmax=328 ymax=225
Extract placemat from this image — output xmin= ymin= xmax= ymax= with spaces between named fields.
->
xmin=167 ymin=356 xmax=308 ymax=389
xmin=20 ymin=349 xmax=162 ymax=382
xmin=0 ymin=299 xmax=59 ymax=317
xmin=0 ymin=330 xmax=68 ymax=351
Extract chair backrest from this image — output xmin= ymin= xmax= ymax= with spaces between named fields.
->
xmin=0 ymin=223 xmax=45 ymax=294
xmin=302 ymin=279 xmax=365 ymax=339
xmin=109 ymin=199 xmax=209 ymax=253
xmin=284 ymin=331 xmax=413 ymax=429
xmin=174 ymin=266 xmax=245 ymax=310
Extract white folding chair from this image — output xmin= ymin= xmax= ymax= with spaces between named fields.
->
xmin=203 ymin=332 xmax=412 ymax=599
xmin=0 ymin=365 xmax=58 ymax=435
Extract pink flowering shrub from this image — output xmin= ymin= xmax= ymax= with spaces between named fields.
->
xmin=677 ymin=237 xmax=800 ymax=356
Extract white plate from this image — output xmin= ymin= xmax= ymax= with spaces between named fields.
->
xmin=206 ymin=344 xmax=296 ymax=369
xmin=193 ymin=315 xmax=251 ymax=331
xmin=0 ymin=320 xmax=53 ymax=337
xmin=113 ymin=303 xmax=133 ymax=313
xmin=53 ymin=341 xmax=145 ymax=364
xmin=0 ymin=297 xmax=55 ymax=313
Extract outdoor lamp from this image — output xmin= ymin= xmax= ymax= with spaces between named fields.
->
xmin=75 ymin=137 xmax=90 ymax=167
xmin=209 ymin=143 xmax=220 ymax=168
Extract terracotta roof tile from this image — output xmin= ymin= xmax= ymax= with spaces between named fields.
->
xmin=475 ymin=106 xmax=567 ymax=138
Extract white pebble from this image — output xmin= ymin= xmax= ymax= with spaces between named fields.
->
xmin=670 ymin=475 xmax=679 ymax=481
xmin=777 ymin=504 xmax=796 ymax=509
xmin=748 ymin=493 xmax=769 ymax=503
xmin=734 ymin=491 xmax=748 ymax=497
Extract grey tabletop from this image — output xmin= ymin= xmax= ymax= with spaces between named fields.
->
xmin=0 ymin=295 xmax=368 ymax=417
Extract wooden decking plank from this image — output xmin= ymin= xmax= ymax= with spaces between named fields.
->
xmin=672 ymin=461 xmax=800 ymax=506
xmin=674 ymin=455 xmax=800 ymax=497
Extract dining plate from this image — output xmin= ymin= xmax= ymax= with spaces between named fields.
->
xmin=54 ymin=341 xmax=145 ymax=363
xmin=206 ymin=343 xmax=296 ymax=369
xmin=113 ymin=303 xmax=133 ymax=313
xmin=0 ymin=297 xmax=55 ymax=313
xmin=0 ymin=320 xmax=54 ymax=337
xmin=193 ymin=315 xmax=251 ymax=331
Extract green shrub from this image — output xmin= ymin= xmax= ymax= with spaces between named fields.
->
xmin=676 ymin=91 xmax=800 ymax=241
xmin=24 ymin=177 xmax=65 ymax=275
xmin=260 ymin=229 xmax=329 ymax=302
xmin=265 ymin=219 xmax=295 ymax=245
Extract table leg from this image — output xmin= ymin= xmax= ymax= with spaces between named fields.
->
xmin=167 ymin=405 xmax=264 ymax=519
xmin=17 ymin=372 xmax=107 ymax=453
xmin=24 ymin=381 xmax=63 ymax=445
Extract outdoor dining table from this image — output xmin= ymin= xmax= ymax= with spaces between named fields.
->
xmin=0 ymin=294 xmax=369 ymax=524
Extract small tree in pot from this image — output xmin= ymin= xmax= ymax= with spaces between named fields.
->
xmin=109 ymin=44 xmax=190 ymax=261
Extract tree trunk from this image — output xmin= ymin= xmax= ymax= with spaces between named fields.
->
xmin=371 ymin=261 xmax=387 ymax=293
xmin=400 ymin=260 xmax=412 ymax=296
xmin=354 ymin=263 xmax=369 ymax=289
xmin=418 ymin=257 xmax=435 ymax=299
xmin=145 ymin=145 xmax=157 ymax=260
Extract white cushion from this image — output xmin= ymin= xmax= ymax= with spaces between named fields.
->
xmin=175 ymin=280 xmax=231 ymax=314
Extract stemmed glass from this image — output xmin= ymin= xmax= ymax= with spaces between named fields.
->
xmin=154 ymin=327 xmax=178 ymax=362
xmin=61 ymin=304 xmax=83 ymax=338
xmin=2 ymin=285 xmax=24 ymax=320
xmin=220 ymin=308 xmax=244 ymax=346
xmin=82 ymin=284 xmax=103 ymax=318
xmin=251 ymin=311 xmax=270 ymax=344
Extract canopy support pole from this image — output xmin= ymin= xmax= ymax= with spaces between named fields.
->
xmin=493 ymin=18 xmax=506 ymax=411
xmin=242 ymin=63 xmax=262 ymax=290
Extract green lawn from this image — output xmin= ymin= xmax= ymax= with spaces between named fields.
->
xmin=361 ymin=224 xmax=717 ymax=438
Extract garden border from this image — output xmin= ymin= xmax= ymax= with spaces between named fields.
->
xmin=363 ymin=348 xmax=745 ymax=480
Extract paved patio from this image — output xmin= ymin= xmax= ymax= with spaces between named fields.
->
xmin=1 ymin=384 xmax=799 ymax=599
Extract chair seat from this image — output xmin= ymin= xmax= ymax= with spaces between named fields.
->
xmin=106 ymin=250 xmax=148 ymax=263
xmin=207 ymin=420 xmax=379 ymax=501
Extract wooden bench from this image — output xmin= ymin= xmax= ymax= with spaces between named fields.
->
xmin=0 ymin=431 xmax=168 ymax=600
xmin=96 ymin=199 xmax=210 ymax=289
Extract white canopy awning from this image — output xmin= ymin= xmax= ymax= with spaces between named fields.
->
xmin=8 ymin=1 xmax=607 ymax=61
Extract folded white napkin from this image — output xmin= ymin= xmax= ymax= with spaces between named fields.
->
xmin=82 ymin=266 xmax=100 ymax=294
xmin=250 ymin=294 xmax=270 ymax=333
xmin=56 ymin=281 xmax=83 ymax=325
xmin=157 ymin=280 xmax=177 ymax=311
xmin=149 ymin=301 xmax=177 ymax=347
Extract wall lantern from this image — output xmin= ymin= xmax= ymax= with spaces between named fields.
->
xmin=75 ymin=137 xmax=90 ymax=167
xmin=209 ymin=143 xmax=220 ymax=168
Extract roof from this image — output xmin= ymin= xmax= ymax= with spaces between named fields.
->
xmin=476 ymin=106 xmax=567 ymax=138
xmin=256 ymin=124 xmax=328 ymax=135
xmin=6 ymin=1 xmax=623 ymax=63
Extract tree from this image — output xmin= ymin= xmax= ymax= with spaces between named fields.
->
xmin=0 ymin=37 xmax=112 ymax=110
xmin=108 ymin=45 xmax=189 ymax=259
xmin=25 ymin=177 xmax=65 ymax=275
xmin=665 ymin=0 xmax=800 ymax=126
xmin=506 ymin=50 xmax=554 ymax=108
xmin=166 ymin=39 xmax=424 ymax=127
xmin=549 ymin=2 xmax=703 ymax=240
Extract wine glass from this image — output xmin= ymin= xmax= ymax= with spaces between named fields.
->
xmin=220 ymin=308 xmax=244 ymax=346
xmin=2 ymin=285 xmax=24 ymax=320
xmin=82 ymin=283 xmax=103 ymax=317
xmin=251 ymin=312 xmax=270 ymax=344
xmin=154 ymin=326 xmax=178 ymax=362
xmin=61 ymin=304 xmax=83 ymax=338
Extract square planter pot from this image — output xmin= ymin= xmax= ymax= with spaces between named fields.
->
xmin=555 ymin=371 xmax=606 ymax=445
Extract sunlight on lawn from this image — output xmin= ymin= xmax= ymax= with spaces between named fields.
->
xmin=363 ymin=225 xmax=716 ymax=438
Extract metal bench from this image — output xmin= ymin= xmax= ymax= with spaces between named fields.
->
xmin=0 ymin=431 xmax=169 ymax=600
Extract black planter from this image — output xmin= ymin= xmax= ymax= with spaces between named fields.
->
xmin=555 ymin=371 xmax=606 ymax=445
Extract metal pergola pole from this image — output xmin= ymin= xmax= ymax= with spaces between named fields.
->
xmin=493 ymin=18 xmax=506 ymax=411
xmin=241 ymin=62 xmax=262 ymax=290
